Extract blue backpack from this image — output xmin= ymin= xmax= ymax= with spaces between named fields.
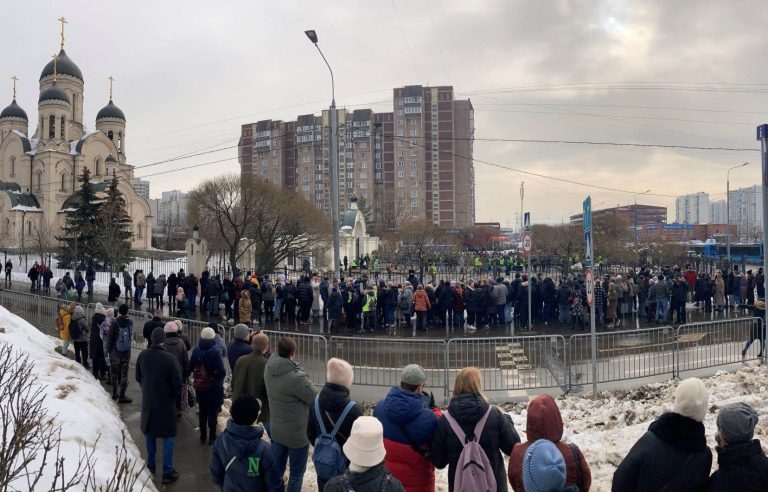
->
xmin=312 ymin=396 xmax=356 ymax=480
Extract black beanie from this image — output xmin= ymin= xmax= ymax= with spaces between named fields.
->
xmin=150 ymin=327 xmax=166 ymax=346
xmin=230 ymin=395 xmax=261 ymax=426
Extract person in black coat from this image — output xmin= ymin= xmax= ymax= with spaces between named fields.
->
xmin=143 ymin=309 xmax=166 ymax=348
xmin=89 ymin=303 xmax=107 ymax=380
xmin=135 ymin=328 xmax=183 ymax=484
xmin=613 ymin=378 xmax=712 ymax=492
xmin=167 ymin=273 xmax=179 ymax=311
xmin=226 ymin=324 xmax=253 ymax=372
xmin=296 ymin=276 xmax=313 ymax=324
xmin=108 ymin=278 xmax=121 ymax=303
xmin=188 ymin=327 xmax=226 ymax=445
xmin=430 ymin=367 xmax=519 ymax=492
xmin=307 ymin=358 xmax=364 ymax=491
xmin=708 ymin=402 xmax=768 ymax=492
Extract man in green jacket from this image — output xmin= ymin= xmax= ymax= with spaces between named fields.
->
xmin=263 ymin=337 xmax=316 ymax=492
xmin=231 ymin=333 xmax=271 ymax=434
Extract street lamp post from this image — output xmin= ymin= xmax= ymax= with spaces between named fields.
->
xmin=305 ymin=29 xmax=341 ymax=281
xmin=726 ymin=162 xmax=749 ymax=272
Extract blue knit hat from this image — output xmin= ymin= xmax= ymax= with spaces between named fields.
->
xmin=523 ymin=439 xmax=566 ymax=492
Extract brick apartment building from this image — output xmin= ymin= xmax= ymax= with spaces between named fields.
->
xmin=238 ymin=85 xmax=475 ymax=229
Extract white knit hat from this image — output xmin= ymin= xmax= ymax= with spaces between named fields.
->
xmin=342 ymin=417 xmax=386 ymax=467
xmin=201 ymin=327 xmax=216 ymax=340
xmin=673 ymin=378 xmax=709 ymax=422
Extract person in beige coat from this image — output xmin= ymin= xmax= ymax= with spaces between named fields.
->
xmin=715 ymin=272 xmax=726 ymax=312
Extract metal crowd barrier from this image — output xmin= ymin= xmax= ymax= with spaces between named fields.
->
xmin=446 ymin=335 xmax=568 ymax=397
xmin=261 ymin=329 xmax=329 ymax=387
xmin=1 ymin=291 xmax=766 ymax=397
xmin=330 ymin=336 xmax=448 ymax=401
xmin=676 ymin=317 xmax=761 ymax=375
xmin=567 ymin=326 xmax=678 ymax=387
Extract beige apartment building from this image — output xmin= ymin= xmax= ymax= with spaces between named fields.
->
xmin=238 ymin=85 xmax=474 ymax=229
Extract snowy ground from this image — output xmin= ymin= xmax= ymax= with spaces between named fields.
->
xmin=10 ymin=271 xmax=112 ymax=295
xmin=213 ymin=364 xmax=768 ymax=492
xmin=0 ymin=306 xmax=155 ymax=491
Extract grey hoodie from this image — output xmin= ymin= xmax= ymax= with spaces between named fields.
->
xmin=263 ymin=355 xmax=316 ymax=448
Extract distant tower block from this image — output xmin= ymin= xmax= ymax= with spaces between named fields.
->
xmin=185 ymin=225 xmax=208 ymax=276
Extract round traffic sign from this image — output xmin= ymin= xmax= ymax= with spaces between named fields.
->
xmin=585 ymin=268 xmax=594 ymax=306
xmin=522 ymin=233 xmax=532 ymax=253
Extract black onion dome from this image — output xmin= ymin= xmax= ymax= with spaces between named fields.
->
xmin=0 ymin=99 xmax=28 ymax=120
xmin=40 ymin=49 xmax=83 ymax=81
xmin=105 ymin=154 xmax=117 ymax=163
xmin=38 ymin=83 xmax=70 ymax=104
xmin=96 ymin=100 xmax=126 ymax=121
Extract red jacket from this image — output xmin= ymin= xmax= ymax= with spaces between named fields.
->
xmin=684 ymin=270 xmax=697 ymax=289
xmin=508 ymin=395 xmax=592 ymax=491
xmin=374 ymin=387 xmax=442 ymax=492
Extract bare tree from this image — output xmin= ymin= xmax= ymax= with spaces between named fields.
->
xmin=382 ymin=220 xmax=460 ymax=281
xmin=30 ymin=221 xmax=58 ymax=268
xmin=0 ymin=344 xmax=150 ymax=492
xmin=249 ymin=185 xmax=329 ymax=274
xmin=187 ymin=174 xmax=264 ymax=274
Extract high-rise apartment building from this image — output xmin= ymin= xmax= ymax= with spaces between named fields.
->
xmin=728 ymin=185 xmax=762 ymax=241
xmin=675 ymin=192 xmax=709 ymax=224
xmin=130 ymin=177 xmax=150 ymax=200
xmin=709 ymin=199 xmax=726 ymax=225
xmin=238 ymin=85 xmax=475 ymax=229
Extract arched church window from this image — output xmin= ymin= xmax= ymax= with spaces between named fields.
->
xmin=118 ymin=132 xmax=123 ymax=152
xmin=95 ymin=158 xmax=101 ymax=176
xmin=108 ymin=130 xmax=114 ymax=141
xmin=9 ymin=156 xmax=15 ymax=177
xmin=60 ymin=116 xmax=65 ymax=139
xmin=2 ymin=218 xmax=9 ymax=236
xmin=35 ymin=171 xmax=42 ymax=191
xmin=61 ymin=173 xmax=67 ymax=192
xmin=27 ymin=221 xmax=31 ymax=235
xmin=137 ymin=223 xmax=143 ymax=239
xmin=49 ymin=115 xmax=56 ymax=139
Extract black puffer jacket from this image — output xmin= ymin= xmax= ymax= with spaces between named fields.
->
xmin=430 ymin=393 xmax=520 ymax=492
xmin=89 ymin=312 xmax=105 ymax=356
xmin=297 ymin=279 xmax=313 ymax=304
xmin=324 ymin=463 xmax=405 ymax=492
xmin=306 ymin=383 xmax=363 ymax=448
xmin=612 ymin=412 xmax=712 ymax=492
xmin=707 ymin=439 xmax=768 ymax=492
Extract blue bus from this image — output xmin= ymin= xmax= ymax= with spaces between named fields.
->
xmin=688 ymin=242 xmax=763 ymax=264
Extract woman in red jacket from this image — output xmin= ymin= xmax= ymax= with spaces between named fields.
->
xmin=412 ymin=285 xmax=431 ymax=331
xmin=508 ymin=394 xmax=592 ymax=491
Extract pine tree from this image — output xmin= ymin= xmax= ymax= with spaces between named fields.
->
xmin=93 ymin=175 xmax=134 ymax=273
xmin=57 ymin=167 xmax=102 ymax=269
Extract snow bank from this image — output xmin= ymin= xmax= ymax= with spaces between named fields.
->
xmin=501 ymin=365 xmax=768 ymax=491
xmin=0 ymin=306 xmax=154 ymax=490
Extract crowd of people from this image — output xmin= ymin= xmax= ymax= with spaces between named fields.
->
xmin=51 ymin=293 xmax=768 ymax=491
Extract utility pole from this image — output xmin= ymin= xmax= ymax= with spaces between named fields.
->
xmin=757 ymin=125 xmax=768 ymax=365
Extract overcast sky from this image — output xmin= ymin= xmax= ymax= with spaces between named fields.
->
xmin=2 ymin=1 xmax=766 ymax=226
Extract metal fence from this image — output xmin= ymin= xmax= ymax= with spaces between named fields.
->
xmin=261 ymin=330 xmax=329 ymax=387
xmin=329 ymin=336 xmax=448 ymax=400
xmin=568 ymin=326 xmax=678 ymax=387
xmin=446 ymin=336 xmax=568 ymax=395
xmin=1 ymin=290 xmax=765 ymax=398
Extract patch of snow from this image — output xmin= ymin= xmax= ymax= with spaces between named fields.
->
xmin=11 ymin=271 xmax=112 ymax=295
xmin=10 ymin=204 xmax=42 ymax=212
xmin=0 ymin=306 xmax=155 ymax=490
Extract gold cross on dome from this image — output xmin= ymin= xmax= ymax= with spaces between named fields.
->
xmin=51 ymin=54 xmax=58 ymax=81
xmin=108 ymin=76 xmax=114 ymax=100
xmin=58 ymin=16 xmax=68 ymax=50
xmin=10 ymin=76 xmax=17 ymax=99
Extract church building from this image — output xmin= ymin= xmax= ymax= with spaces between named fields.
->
xmin=0 ymin=20 xmax=151 ymax=251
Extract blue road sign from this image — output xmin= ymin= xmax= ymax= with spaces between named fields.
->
xmin=524 ymin=212 xmax=531 ymax=232
xmin=757 ymin=124 xmax=768 ymax=140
